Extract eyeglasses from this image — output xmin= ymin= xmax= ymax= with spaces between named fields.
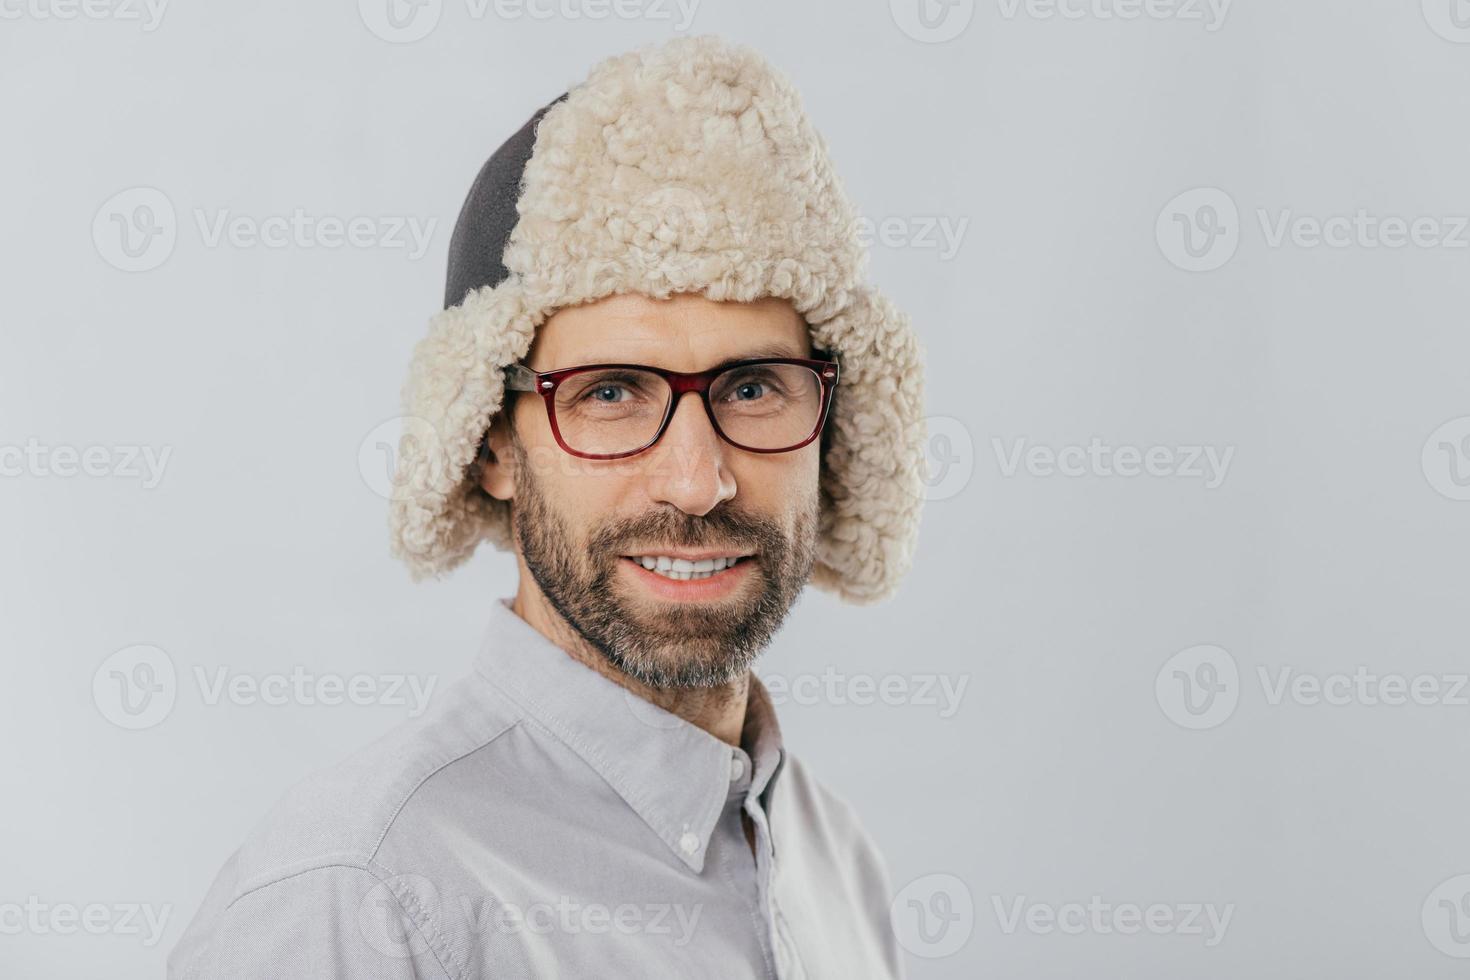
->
xmin=502 ymin=355 xmax=841 ymax=460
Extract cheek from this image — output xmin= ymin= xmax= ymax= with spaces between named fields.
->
xmin=730 ymin=446 xmax=822 ymax=512
xmin=530 ymin=456 xmax=618 ymax=520
xmin=529 ymin=453 xmax=662 ymax=541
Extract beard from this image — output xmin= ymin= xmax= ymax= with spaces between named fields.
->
xmin=507 ymin=435 xmax=820 ymax=689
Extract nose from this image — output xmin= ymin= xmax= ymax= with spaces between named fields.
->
xmin=643 ymin=392 xmax=736 ymax=516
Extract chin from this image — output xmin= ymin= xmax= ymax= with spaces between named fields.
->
xmin=608 ymin=641 xmax=756 ymax=691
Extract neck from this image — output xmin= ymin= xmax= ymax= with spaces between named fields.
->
xmin=511 ymin=585 xmax=749 ymax=747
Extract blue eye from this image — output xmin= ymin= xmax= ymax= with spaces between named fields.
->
xmin=588 ymin=385 xmax=629 ymax=402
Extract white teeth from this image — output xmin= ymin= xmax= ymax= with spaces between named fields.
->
xmin=628 ymin=555 xmax=744 ymax=580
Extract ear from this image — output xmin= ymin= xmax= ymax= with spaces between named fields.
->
xmin=475 ymin=411 xmax=517 ymax=502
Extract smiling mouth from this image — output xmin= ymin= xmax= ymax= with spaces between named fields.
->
xmin=620 ymin=554 xmax=754 ymax=581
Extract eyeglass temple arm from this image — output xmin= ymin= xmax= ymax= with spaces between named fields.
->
xmin=502 ymin=363 xmax=543 ymax=392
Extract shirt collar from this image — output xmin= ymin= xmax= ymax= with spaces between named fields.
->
xmin=474 ymin=596 xmax=786 ymax=873
xmin=742 ymin=672 xmax=785 ymax=805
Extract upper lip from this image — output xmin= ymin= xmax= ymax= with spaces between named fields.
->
xmin=622 ymin=549 xmax=755 ymax=561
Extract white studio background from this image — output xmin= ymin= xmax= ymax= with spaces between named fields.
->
xmin=4 ymin=1 xmax=1470 ymax=977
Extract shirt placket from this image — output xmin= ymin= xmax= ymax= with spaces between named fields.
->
xmin=721 ymin=745 xmax=806 ymax=980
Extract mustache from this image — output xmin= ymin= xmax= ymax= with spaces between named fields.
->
xmin=587 ymin=504 xmax=783 ymax=558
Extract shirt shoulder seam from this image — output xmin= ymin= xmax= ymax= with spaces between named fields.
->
xmin=366 ymin=712 xmax=522 ymax=865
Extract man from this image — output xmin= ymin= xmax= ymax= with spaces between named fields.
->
xmin=170 ymin=34 xmax=927 ymax=978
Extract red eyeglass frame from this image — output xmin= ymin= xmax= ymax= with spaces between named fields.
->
xmin=501 ymin=355 xmax=841 ymax=460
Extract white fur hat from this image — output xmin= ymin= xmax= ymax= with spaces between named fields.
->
xmin=389 ymin=34 xmax=927 ymax=604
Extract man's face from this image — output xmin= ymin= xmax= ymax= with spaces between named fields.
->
xmin=480 ymin=291 xmax=824 ymax=689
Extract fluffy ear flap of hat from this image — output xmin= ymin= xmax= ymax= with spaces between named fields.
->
xmin=388 ymin=280 xmax=535 ymax=580
xmin=808 ymin=284 xmax=928 ymax=605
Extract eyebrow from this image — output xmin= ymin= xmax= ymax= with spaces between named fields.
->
xmin=566 ymin=342 xmax=815 ymax=372
xmin=706 ymin=343 xmax=814 ymax=370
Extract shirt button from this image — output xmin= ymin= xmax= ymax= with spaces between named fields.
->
xmin=679 ymin=831 xmax=699 ymax=855
xmin=730 ymin=754 xmax=746 ymax=781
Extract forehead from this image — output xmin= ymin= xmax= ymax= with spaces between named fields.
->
xmin=528 ymin=292 xmax=811 ymax=370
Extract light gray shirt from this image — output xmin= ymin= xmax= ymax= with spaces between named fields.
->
xmin=168 ymin=597 xmax=902 ymax=978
